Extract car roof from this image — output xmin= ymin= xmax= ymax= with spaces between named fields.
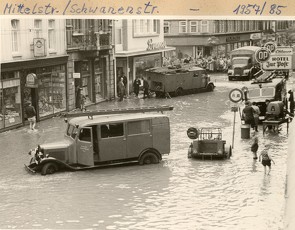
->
xmin=68 ymin=113 xmax=168 ymax=127
xmin=145 ymin=66 xmax=205 ymax=74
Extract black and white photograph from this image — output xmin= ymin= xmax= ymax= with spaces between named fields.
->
xmin=0 ymin=16 xmax=295 ymax=229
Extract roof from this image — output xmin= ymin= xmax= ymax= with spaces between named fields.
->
xmin=233 ymin=46 xmax=261 ymax=52
xmin=68 ymin=113 xmax=168 ymax=127
xmin=145 ymin=66 xmax=205 ymax=74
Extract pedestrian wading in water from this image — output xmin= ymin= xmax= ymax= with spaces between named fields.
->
xmin=251 ymin=136 xmax=259 ymax=160
xmin=259 ymin=146 xmax=275 ymax=175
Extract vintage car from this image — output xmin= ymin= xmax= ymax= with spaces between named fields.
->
xmin=25 ymin=106 xmax=173 ymax=175
xmin=187 ymin=127 xmax=232 ymax=160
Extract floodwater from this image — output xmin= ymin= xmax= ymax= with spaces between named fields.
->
xmin=0 ymin=75 xmax=289 ymax=230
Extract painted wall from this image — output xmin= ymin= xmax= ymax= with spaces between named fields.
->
xmin=0 ymin=18 xmax=66 ymax=63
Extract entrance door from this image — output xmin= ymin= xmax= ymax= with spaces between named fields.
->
xmin=24 ymin=87 xmax=39 ymax=120
xmin=77 ymin=127 xmax=94 ymax=166
xmin=99 ymin=123 xmax=127 ymax=161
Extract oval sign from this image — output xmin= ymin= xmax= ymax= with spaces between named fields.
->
xmin=229 ymin=88 xmax=243 ymax=103
xmin=264 ymin=42 xmax=277 ymax=53
xmin=255 ymin=47 xmax=271 ymax=63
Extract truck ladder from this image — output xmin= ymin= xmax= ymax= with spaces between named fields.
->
xmin=61 ymin=105 xmax=174 ymax=118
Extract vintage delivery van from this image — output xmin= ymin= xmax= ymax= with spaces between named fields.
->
xmin=145 ymin=66 xmax=214 ymax=98
xmin=25 ymin=107 xmax=172 ymax=175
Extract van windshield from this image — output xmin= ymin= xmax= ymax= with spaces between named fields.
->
xmin=232 ymin=58 xmax=249 ymax=65
xmin=66 ymin=124 xmax=78 ymax=139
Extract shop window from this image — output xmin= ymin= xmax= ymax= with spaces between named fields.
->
xmin=179 ymin=21 xmax=187 ymax=33
xmin=0 ymin=77 xmax=22 ymax=129
xmin=48 ymin=19 xmax=56 ymax=52
xmin=38 ymin=65 xmax=66 ymax=118
xmin=34 ymin=19 xmax=42 ymax=38
xmin=11 ymin=19 xmax=20 ymax=54
xmin=128 ymin=120 xmax=150 ymax=135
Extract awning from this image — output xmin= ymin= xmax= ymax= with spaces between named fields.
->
xmin=115 ymin=47 xmax=175 ymax=58
xmin=1 ymin=55 xmax=69 ymax=72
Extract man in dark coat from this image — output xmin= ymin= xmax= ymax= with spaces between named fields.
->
xmin=242 ymin=101 xmax=255 ymax=129
xmin=133 ymin=77 xmax=141 ymax=97
xmin=117 ymin=77 xmax=125 ymax=101
xmin=143 ymin=78 xmax=150 ymax=99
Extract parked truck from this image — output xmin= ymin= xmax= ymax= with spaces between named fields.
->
xmin=228 ymin=46 xmax=261 ymax=81
xmin=145 ymin=65 xmax=215 ymax=98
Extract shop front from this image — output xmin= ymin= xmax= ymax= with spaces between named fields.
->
xmin=115 ymin=47 xmax=175 ymax=96
xmin=0 ymin=56 xmax=68 ymax=132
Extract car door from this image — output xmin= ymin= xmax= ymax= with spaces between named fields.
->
xmin=76 ymin=127 xmax=94 ymax=166
xmin=98 ymin=123 xmax=127 ymax=161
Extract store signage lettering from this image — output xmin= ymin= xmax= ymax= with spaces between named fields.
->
xmin=146 ymin=39 xmax=166 ymax=51
xmin=26 ymin=73 xmax=38 ymax=88
xmin=226 ymin=36 xmax=240 ymax=42
xmin=250 ymin=33 xmax=262 ymax=40
xmin=263 ymin=56 xmax=292 ymax=70
xmin=33 ymin=38 xmax=46 ymax=57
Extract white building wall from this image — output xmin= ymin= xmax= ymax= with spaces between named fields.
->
xmin=1 ymin=18 xmax=66 ymax=63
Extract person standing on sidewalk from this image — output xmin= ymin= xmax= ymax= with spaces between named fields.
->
xmin=25 ymin=102 xmax=36 ymax=131
xmin=117 ymin=77 xmax=125 ymax=101
xmin=143 ymin=78 xmax=150 ymax=99
xmin=133 ymin=76 xmax=141 ymax=97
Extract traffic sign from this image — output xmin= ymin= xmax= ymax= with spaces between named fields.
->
xmin=255 ymin=47 xmax=271 ymax=63
xmin=264 ymin=42 xmax=277 ymax=53
xmin=229 ymin=88 xmax=243 ymax=103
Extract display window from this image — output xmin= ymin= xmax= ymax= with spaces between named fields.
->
xmin=0 ymin=71 xmax=22 ymax=129
xmin=37 ymin=65 xmax=66 ymax=117
xmin=94 ymin=59 xmax=103 ymax=102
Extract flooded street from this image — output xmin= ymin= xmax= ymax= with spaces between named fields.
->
xmin=0 ymin=74 xmax=288 ymax=230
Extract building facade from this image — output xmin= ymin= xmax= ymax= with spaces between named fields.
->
xmin=164 ymin=20 xmax=293 ymax=59
xmin=65 ymin=19 xmax=114 ymax=110
xmin=114 ymin=19 xmax=175 ymax=96
xmin=0 ymin=18 xmax=68 ymax=132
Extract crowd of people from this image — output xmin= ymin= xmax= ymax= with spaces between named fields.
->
xmin=117 ymin=73 xmax=151 ymax=102
xmin=162 ymin=55 xmax=232 ymax=73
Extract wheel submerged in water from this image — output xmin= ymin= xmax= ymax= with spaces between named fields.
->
xmin=139 ymin=152 xmax=160 ymax=165
xmin=41 ymin=162 xmax=58 ymax=175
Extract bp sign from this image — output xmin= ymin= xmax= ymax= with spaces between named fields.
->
xmin=229 ymin=88 xmax=243 ymax=103
xmin=255 ymin=47 xmax=271 ymax=63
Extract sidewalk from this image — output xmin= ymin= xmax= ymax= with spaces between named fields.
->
xmin=284 ymin=119 xmax=295 ymax=229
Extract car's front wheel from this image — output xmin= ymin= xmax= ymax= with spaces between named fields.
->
xmin=41 ymin=162 xmax=58 ymax=175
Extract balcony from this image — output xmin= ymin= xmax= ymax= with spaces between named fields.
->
xmin=67 ymin=31 xmax=112 ymax=51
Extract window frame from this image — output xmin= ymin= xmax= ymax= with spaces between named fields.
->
xmin=48 ymin=19 xmax=56 ymax=53
xmin=11 ymin=19 xmax=21 ymax=55
xmin=179 ymin=21 xmax=187 ymax=33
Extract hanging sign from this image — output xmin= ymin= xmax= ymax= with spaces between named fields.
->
xmin=26 ymin=73 xmax=38 ymax=88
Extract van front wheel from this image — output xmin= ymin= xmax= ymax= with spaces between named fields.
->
xmin=41 ymin=162 xmax=58 ymax=175
xmin=139 ymin=152 xmax=159 ymax=165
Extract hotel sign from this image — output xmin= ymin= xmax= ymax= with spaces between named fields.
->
xmin=33 ymin=38 xmax=46 ymax=57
